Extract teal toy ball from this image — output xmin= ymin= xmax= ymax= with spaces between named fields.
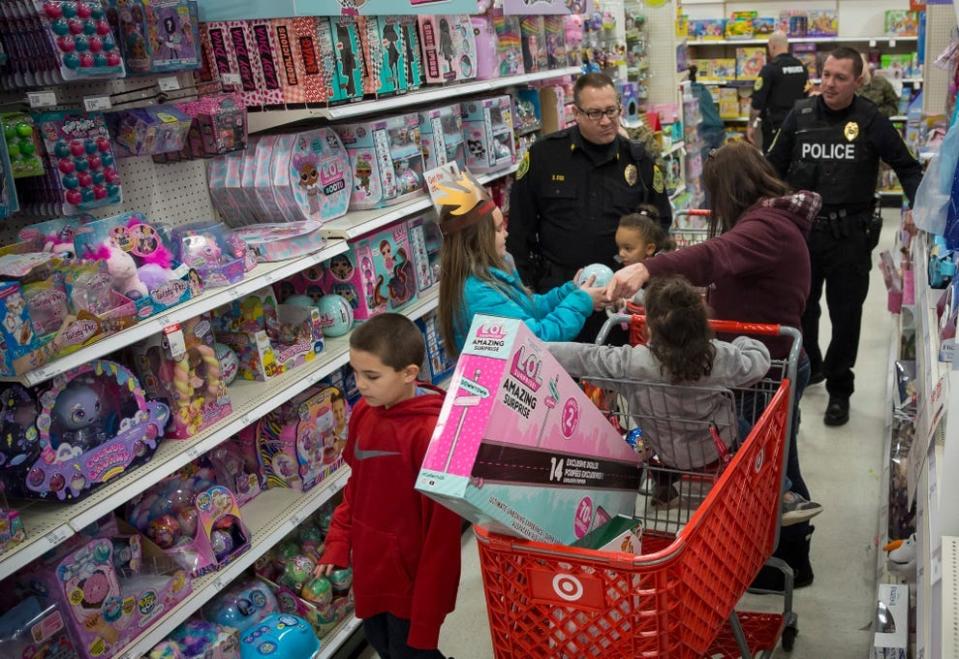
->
xmin=284 ymin=294 xmax=315 ymax=309
xmin=576 ymin=263 xmax=615 ymax=288
xmin=316 ymin=295 xmax=353 ymax=337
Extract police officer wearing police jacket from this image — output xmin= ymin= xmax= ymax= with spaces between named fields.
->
xmin=508 ymin=72 xmax=672 ymax=341
xmin=748 ymin=31 xmax=808 ymax=151
xmin=767 ymin=46 xmax=921 ymax=427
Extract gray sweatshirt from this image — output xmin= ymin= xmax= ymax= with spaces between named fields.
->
xmin=548 ymin=337 xmax=771 ymax=470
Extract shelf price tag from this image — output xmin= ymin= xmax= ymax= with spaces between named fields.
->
xmin=157 ymin=76 xmax=181 ymax=92
xmin=222 ymin=73 xmax=241 ymax=86
xmin=83 ymin=95 xmax=112 ymax=112
xmin=45 ymin=527 xmax=71 ymax=547
xmin=27 ymin=91 xmax=57 ymax=108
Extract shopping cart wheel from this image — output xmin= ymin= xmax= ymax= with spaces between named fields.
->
xmin=782 ymin=624 xmax=798 ymax=651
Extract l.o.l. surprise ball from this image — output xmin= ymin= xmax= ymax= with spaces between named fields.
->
xmin=214 ymin=343 xmax=239 ymax=385
xmin=284 ymin=294 xmax=315 ymax=309
xmin=575 ymin=263 xmax=614 ymax=288
xmin=301 ymin=576 xmax=333 ymax=606
xmin=316 ymin=295 xmax=353 ymax=337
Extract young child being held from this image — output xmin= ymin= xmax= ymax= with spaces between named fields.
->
xmin=549 ymin=275 xmax=822 ymax=526
xmin=435 ymin=171 xmax=606 ymax=354
xmin=316 ymin=314 xmax=461 ymax=658
xmin=615 ymin=206 xmax=675 ymax=307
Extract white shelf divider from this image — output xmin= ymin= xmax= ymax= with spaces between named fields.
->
xmin=687 ymin=35 xmax=918 ymax=46
xmin=248 ymin=67 xmax=581 ymax=133
xmin=113 ymin=469 xmax=352 ymax=659
xmin=0 ymin=241 xmax=350 ymax=388
xmin=0 ymin=288 xmax=439 ymax=581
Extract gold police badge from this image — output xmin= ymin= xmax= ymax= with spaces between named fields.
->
xmin=653 ymin=165 xmax=664 ymax=194
xmin=844 ymin=121 xmax=859 ymax=142
xmin=754 ymin=77 xmax=763 ymax=92
xmin=624 ymin=164 xmax=638 ymax=186
xmin=517 ymin=150 xmax=530 ymax=180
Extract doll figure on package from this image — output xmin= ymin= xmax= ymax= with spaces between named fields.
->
xmin=418 ymin=15 xmax=476 ymax=84
xmin=149 ymin=2 xmax=200 ymax=70
xmin=492 ymin=11 xmax=524 ymax=77
xmin=317 ymin=17 xmax=363 ymax=104
xmin=353 ymin=221 xmax=418 ymax=311
xmin=278 ymin=128 xmax=352 ymax=224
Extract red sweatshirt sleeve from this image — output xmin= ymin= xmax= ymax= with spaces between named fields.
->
xmin=406 ymin=418 xmax=463 ymax=650
xmin=645 ymin=216 xmax=780 ymax=286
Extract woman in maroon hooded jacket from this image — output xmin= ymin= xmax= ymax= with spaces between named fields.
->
xmin=606 ymin=141 xmax=821 ymax=591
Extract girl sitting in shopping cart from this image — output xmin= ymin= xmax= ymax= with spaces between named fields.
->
xmin=549 ymin=275 xmax=822 ymax=525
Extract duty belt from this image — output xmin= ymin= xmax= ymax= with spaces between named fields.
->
xmin=812 ymin=208 xmax=871 ymax=238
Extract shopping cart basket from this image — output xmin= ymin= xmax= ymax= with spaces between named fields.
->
xmin=669 ymin=208 xmax=712 ymax=249
xmin=475 ymin=317 xmax=801 ymax=658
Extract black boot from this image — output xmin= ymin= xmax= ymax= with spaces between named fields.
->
xmin=749 ymin=525 xmax=815 ymax=593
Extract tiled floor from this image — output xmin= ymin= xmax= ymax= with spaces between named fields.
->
xmin=359 ymin=212 xmax=897 ymax=658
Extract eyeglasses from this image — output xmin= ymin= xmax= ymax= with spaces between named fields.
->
xmin=576 ymin=106 xmax=621 ymax=121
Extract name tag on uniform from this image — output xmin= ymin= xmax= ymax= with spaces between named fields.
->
xmin=801 ymin=143 xmax=857 ymax=160
xmin=551 ymin=174 xmax=565 ymax=182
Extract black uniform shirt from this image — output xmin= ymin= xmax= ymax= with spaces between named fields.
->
xmin=751 ymin=53 xmax=809 ymax=128
xmin=507 ymin=126 xmax=672 ymax=288
xmin=767 ymin=95 xmax=922 ymax=210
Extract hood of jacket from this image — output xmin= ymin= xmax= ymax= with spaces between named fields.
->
xmin=750 ymin=190 xmax=821 ymax=238
xmin=367 ymin=384 xmax=445 ymax=420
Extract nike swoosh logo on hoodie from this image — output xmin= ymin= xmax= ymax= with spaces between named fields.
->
xmin=353 ymin=443 xmax=401 ymax=461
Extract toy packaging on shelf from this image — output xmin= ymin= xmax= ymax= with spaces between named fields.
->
xmin=416 ymin=315 xmax=643 ymax=545
xmin=358 ymin=15 xmax=421 ymax=96
xmin=148 ymin=618 xmax=239 ymax=659
xmin=885 ymin=10 xmax=918 ymax=36
xmin=406 ymin=212 xmax=438 ymax=292
xmin=221 ymin=20 xmax=266 ymax=107
xmin=208 ymin=426 xmax=263 ymax=506
xmin=127 ymin=472 xmax=251 ymax=576
xmin=129 ymin=313 xmax=232 ymax=439
xmin=333 ymin=112 xmax=425 ymax=210
xmin=417 ymin=14 xmax=476 ymax=84
xmin=513 ymin=88 xmax=543 ymax=136
xmin=290 ymin=17 xmax=333 ymax=103
xmin=111 ymin=0 xmax=201 ymax=75
xmin=807 ymin=10 xmax=838 ymax=37
xmin=205 ymin=577 xmax=278 ymax=632
xmin=792 ymin=43 xmax=818 ymax=78
xmin=158 ymin=93 xmax=248 ymax=162
xmin=779 ymin=10 xmax=808 ymax=38
xmin=753 ymin=16 xmax=776 ymax=36
xmin=256 ymin=384 xmax=349 ymax=492
xmin=520 ymin=15 xmax=548 ymax=73
xmin=0 ymin=597 xmax=81 ymax=659
xmin=491 ymin=10 xmax=524 ymax=76
xmin=15 ymin=516 xmax=191 ymax=659
xmin=725 ymin=11 xmax=756 ymax=40
xmin=416 ymin=310 xmax=455 ymax=385
xmin=1 ymin=112 xmax=45 ymax=179
xmin=688 ymin=19 xmax=725 ymax=40
xmin=0 ymin=360 xmax=169 ymax=501
xmin=172 ymin=222 xmax=252 ymax=288
xmin=232 ymin=222 xmax=328 ymax=262
xmin=73 ymin=212 xmax=197 ymax=319
xmin=710 ymin=58 xmax=736 ymax=80
xmin=418 ymin=103 xmax=466 ymax=171
xmin=462 ymin=96 xmax=515 ymax=173
xmin=248 ymin=18 xmax=286 ymax=107
xmin=471 ymin=15 xmax=497 ymax=80
xmin=718 ymin=87 xmax=740 ymax=118
xmin=880 ymin=53 xmax=919 ymax=79
xmin=35 ymin=111 xmax=122 ymax=215
xmin=543 ymin=16 xmax=567 ymax=69
xmin=736 ymin=47 xmax=765 ymax=80
xmin=318 ymin=17 xmax=365 ymax=104
xmin=212 ymin=286 xmax=324 ymax=381
xmin=0 ymin=483 xmax=25 ymax=552
xmin=106 ymin=104 xmax=193 ymax=158
xmin=280 ymin=128 xmax=352 ymax=224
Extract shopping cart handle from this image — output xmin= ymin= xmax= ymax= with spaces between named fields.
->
xmin=685 ymin=209 xmax=711 ymax=217
xmin=708 ymin=319 xmax=783 ymax=336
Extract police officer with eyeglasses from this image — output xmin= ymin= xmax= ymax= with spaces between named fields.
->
xmin=508 ymin=72 xmax=672 ymax=341
xmin=767 ymin=46 xmax=922 ymax=427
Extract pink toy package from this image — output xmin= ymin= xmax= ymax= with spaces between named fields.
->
xmin=205 ymin=22 xmax=242 ymax=94
xmin=416 ymin=315 xmax=642 ymax=545
xmin=249 ymin=18 xmax=286 ymax=107
xmin=417 ymin=15 xmax=477 ymax=84
xmin=224 ymin=21 xmax=265 ymax=107
xmin=471 ymin=16 xmax=498 ymax=80
xmin=272 ymin=18 xmax=307 ymax=103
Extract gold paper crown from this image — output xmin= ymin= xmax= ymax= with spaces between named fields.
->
xmin=435 ymin=172 xmax=488 ymax=216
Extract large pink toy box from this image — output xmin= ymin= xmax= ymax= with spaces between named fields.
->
xmin=416 ymin=315 xmax=642 ymax=545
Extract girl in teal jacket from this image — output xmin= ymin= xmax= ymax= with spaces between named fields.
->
xmin=434 ymin=172 xmax=604 ymax=354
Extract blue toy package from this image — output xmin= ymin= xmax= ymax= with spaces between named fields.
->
xmin=318 ymin=17 xmax=364 ymax=104
xmin=107 ymin=0 xmax=201 ymax=75
xmin=945 ymin=145 xmax=959 ymax=251
xmin=416 ymin=310 xmax=455 ymax=385
xmin=0 ymin=127 xmax=19 ymax=218
xmin=238 ymin=613 xmax=318 ymax=659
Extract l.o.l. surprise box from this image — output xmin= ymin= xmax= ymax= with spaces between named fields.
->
xmin=416 ymin=315 xmax=641 ymax=545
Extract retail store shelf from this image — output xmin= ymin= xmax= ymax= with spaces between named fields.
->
xmin=723 ymin=117 xmax=749 ymax=123
xmin=317 ymin=616 xmax=363 ymax=659
xmin=113 ymin=469 xmax=352 ymax=659
xmin=891 ymin=115 xmax=908 ymax=121
xmin=687 ymin=35 xmax=918 ymax=46
xmin=248 ymin=67 xmax=581 ymax=132
xmin=0 ymin=288 xmax=439 ymax=581
xmin=0 ymin=241 xmax=349 ymax=388
xmin=663 ymin=141 xmax=685 ymax=156
xmin=320 ymin=165 xmax=519 ymax=239
xmin=880 ymin=190 xmax=904 ymax=197
xmin=943 ymin=536 xmax=959 ymax=657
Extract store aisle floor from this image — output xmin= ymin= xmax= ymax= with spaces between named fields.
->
xmin=358 ymin=213 xmax=897 ymax=659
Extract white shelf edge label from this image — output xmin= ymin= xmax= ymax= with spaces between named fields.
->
xmin=83 ymin=95 xmax=112 ymax=112
xmin=158 ymin=76 xmax=181 ymax=92
xmin=222 ymin=73 xmax=241 ymax=86
xmin=27 ymin=91 xmax=57 ymax=108
xmin=45 ymin=527 xmax=70 ymax=546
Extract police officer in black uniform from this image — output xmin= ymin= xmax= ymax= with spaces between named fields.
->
xmin=508 ymin=72 xmax=672 ymax=341
xmin=748 ymin=31 xmax=808 ymax=152
xmin=768 ymin=46 xmax=921 ymax=427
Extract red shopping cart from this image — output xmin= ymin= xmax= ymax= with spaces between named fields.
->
xmin=474 ymin=316 xmax=801 ymax=658
xmin=669 ymin=208 xmax=712 ymax=249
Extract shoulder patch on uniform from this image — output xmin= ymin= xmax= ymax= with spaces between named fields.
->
xmin=754 ymin=77 xmax=763 ymax=91
xmin=516 ymin=150 xmax=530 ymax=180
xmin=652 ymin=165 xmax=665 ymax=194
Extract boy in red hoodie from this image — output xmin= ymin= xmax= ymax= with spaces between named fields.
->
xmin=316 ymin=313 xmax=462 ymax=658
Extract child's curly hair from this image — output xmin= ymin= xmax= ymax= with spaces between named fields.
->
xmin=618 ymin=205 xmax=675 ymax=254
xmin=645 ymin=275 xmax=715 ymax=383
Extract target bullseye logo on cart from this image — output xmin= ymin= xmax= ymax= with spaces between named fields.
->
xmin=754 ymin=449 xmax=764 ymax=473
xmin=552 ymin=574 xmax=584 ymax=602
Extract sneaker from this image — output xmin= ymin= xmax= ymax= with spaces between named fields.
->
xmin=824 ymin=396 xmax=850 ymax=426
xmin=781 ymin=491 xmax=823 ymax=526
xmin=808 ymin=369 xmax=825 ymax=386
xmin=651 ymin=483 xmax=681 ymax=509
